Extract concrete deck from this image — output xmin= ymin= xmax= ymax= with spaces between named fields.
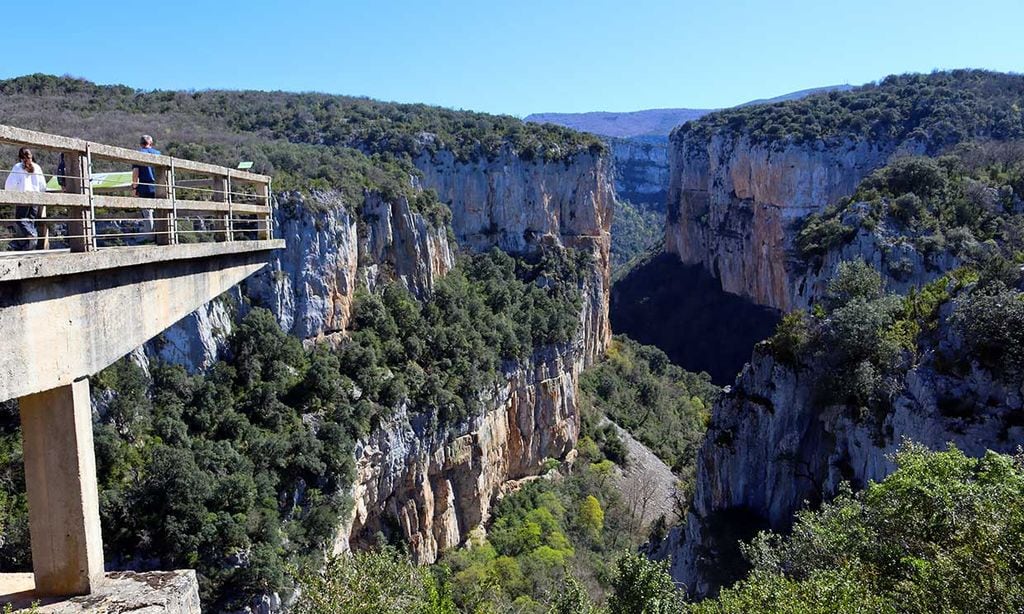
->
xmin=1 ymin=239 xmax=284 ymax=401
xmin=0 ymin=240 xmax=285 ymax=282
xmin=0 ymin=571 xmax=201 ymax=613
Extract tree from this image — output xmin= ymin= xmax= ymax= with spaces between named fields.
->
xmin=293 ymin=547 xmax=456 ymax=614
xmin=607 ymin=554 xmax=683 ymax=614
xmin=691 ymin=443 xmax=1024 ymax=613
xmin=578 ymin=495 xmax=605 ymax=541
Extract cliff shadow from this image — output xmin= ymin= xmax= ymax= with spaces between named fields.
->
xmin=611 ymin=253 xmax=781 ymax=385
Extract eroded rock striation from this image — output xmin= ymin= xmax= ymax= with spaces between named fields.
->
xmin=342 ymin=148 xmax=613 ymax=558
xmin=341 ymin=343 xmax=582 ymax=563
xmin=665 ymin=132 xmax=916 ymax=311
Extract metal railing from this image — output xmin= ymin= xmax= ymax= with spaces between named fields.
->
xmin=0 ymin=124 xmax=273 ymax=253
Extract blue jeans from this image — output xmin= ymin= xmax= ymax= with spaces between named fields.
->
xmin=10 ymin=206 xmax=39 ymax=250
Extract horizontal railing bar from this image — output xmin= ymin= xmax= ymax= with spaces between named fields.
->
xmin=0 ymin=191 xmax=88 ymax=207
xmin=174 ymin=199 xmax=264 ymax=213
xmin=0 ymin=125 xmax=88 ymax=152
xmin=94 ymin=230 xmax=173 ymax=239
xmin=91 ymin=195 xmax=175 ymax=210
xmin=0 ymin=124 xmax=270 ymax=185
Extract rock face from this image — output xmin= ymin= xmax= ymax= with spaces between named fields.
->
xmin=789 ymin=203 xmax=962 ymax=309
xmin=656 ymin=317 xmax=1024 ymax=598
xmin=343 ymin=343 xmax=582 ymax=563
xmin=414 ymin=147 xmax=613 ymax=364
xmin=665 ymin=132 xmax=922 ymax=310
xmin=148 ymin=290 xmax=241 ymax=373
xmin=154 ymin=146 xmax=614 ymax=564
xmin=340 ymin=149 xmax=614 ymax=559
xmin=245 ymin=190 xmax=455 ymax=342
xmin=608 ymin=136 xmax=670 ymax=209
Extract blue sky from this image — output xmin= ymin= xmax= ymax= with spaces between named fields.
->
xmin=6 ymin=0 xmax=1022 ymax=116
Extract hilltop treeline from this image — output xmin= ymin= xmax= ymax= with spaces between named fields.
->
xmin=677 ymin=70 xmax=1024 ymax=148
xmin=0 ymin=74 xmax=602 ymax=197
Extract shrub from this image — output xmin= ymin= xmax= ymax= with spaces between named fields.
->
xmin=768 ymin=311 xmax=811 ymax=367
xmin=824 ymin=260 xmax=883 ymax=310
xmin=691 ymin=444 xmax=1024 ymax=613
xmin=607 ymin=554 xmax=684 ymax=614
xmin=951 ymin=282 xmax=1024 ymax=376
xmin=293 ymin=547 xmax=456 ymax=614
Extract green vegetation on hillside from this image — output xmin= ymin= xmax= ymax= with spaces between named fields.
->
xmin=797 ymin=141 xmax=1024 ymax=263
xmin=580 ymin=337 xmax=718 ymax=473
xmin=0 ymin=73 xmax=602 ymax=168
xmin=0 ymin=247 xmax=589 ymax=609
xmin=690 ymin=443 xmax=1024 ymax=613
xmin=0 ymin=74 xmax=604 ymax=223
xmin=678 ymin=70 xmax=1024 ymax=148
xmin=610 ymin=199 xmax=663 ymax=272
xmin=767 ymin=256 xmax=1023 ymax=418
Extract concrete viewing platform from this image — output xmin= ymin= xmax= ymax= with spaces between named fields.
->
xmin=0 ymin=124 xmax=285 ymax=611
xmin=0 ymin=571 xmax=201 ymax=613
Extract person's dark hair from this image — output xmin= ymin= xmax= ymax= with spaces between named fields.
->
xmin=18 ymin=147 xmax=35 ymax=173
xmin=140 ymin=134 xmax=153 ymax=147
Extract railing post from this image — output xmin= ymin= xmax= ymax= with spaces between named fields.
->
xmin=259 ymin=180 xmax=272 ymax=240
xmin=212 ymin=174 xmax=229 ymax=242
xmin=66 ymin=152 xmax=93 ymax=253
xmin=154 ymin=165 xmax=171 ymax=246
xmin=169 ymin=160 xmax=177 ymax=245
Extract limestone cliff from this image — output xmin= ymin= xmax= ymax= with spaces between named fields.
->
xmin=665 ymin=132 xmax=917 ymax=311
xmin=654 ymin=302 xmax=1024 ymax=598
xmin=414 ymin=147 xmax=613 ymax=364
xmin=338 ymin=148 xmax=613 ymax=559
xmin=341 ymin=343 xmax=582 ymax=563
xmin=154 ymin=145 xmax=614 ymax=566
xmin=608 ymin=135 xmax=669 ymax=210
xmin=246 ymin=190 xmax=455 ymax=341
xmin=788 ymin=202 xmax=962 ymax=309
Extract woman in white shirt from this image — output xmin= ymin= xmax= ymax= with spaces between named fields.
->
xmin=4 ymin=147 xmax=47 ymax=250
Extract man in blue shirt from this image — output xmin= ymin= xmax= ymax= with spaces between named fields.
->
xmin=132 ymin=134 xmax=160 ymax=197
xmin=132 ymin=134 xmax=160 ymax=240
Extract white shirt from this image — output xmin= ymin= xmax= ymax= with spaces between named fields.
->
xmin=4 ymin=162 xmax=48 ymax=192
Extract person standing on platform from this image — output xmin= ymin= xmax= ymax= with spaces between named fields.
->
xmin=4 ymin=147 xmax=48 ymax=250
xmin=132 ymin=134 xmax=160 ymax=240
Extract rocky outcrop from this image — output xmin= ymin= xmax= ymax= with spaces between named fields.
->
xmin=789 ymin=203 xmax=962 ymax=308
xmin=2 ymin=570 xmax=201 ymax=613
xmin=341 ymin=343 xmax=582 ymax=563
xmin=359 ymin=192 xmax=455 ymax=298
xmin=240 ymin=192 xmax=361 ymax=340
xmin=414 ymin=147 xmax=613 ymax=364
xmin=241 ymin=190 xmax=454 ymax=343
xmin=608 ymin=135 xmax=669 ymax=210
xmin=656 ymin=311 xmax=1024 ymax=598
xmin=148 ymin=290 xmax=241 ymax=373
xmin=665 ymin=132 xmax=924 ymax=311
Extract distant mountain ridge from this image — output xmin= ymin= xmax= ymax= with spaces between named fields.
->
xmin=525 ymin=84 xmax=853 ymax=138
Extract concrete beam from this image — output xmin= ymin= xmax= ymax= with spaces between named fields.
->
xmin=19 ymin=378 xmax=104 ymax=595
xmin=0 ymin=241 xmax=283 ymax=401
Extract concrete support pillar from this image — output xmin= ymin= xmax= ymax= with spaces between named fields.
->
xmin=19 ymin=377 xmax=104 ymax=596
